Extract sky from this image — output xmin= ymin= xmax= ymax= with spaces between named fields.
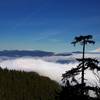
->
xmin=0 ymin=0 xmax=100 ymax=53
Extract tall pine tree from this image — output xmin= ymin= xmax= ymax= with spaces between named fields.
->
xmin=62 ymin=35 xmax=100 ymax=98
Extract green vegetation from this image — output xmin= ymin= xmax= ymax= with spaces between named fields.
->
xmin=0 ymin=68 xmax=61 ymax=100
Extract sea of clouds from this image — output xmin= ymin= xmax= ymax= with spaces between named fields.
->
xmin=0 ymin=53 xmax=100 ymax=85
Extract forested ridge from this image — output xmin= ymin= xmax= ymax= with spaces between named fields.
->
xmin=0 ymin=68 xmax=61 ymax=100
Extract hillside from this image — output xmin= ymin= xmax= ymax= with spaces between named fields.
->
xmin=0 ymin=68 xmax=61 ymax=100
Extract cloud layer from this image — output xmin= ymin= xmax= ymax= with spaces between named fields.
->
xmin=0 ymin=57 xmax=77 ymax=83
xmin=0 ymin=55 xmax=100 ymax=86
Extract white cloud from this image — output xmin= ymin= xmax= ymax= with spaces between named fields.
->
xmin=0 ymin=58 xmax=74 ymax=83
xmin=92 ymin=48 xmax=100 ymax=52
xmin=0 ymin=57 xmax=100 ymax=86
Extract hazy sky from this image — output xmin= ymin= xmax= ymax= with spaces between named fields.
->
xmin=0 ymin=0 xmax=100 ymax=52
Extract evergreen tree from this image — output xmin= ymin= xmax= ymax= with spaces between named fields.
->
xmin=0 ymin=68 xmax=61 ymax=100
xmin=62 ymin=35 xmax=100 ymax=98
xmin=72 ymin=35 xmax=95 ymax=88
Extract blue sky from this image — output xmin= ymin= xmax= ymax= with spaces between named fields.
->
xmin=0 ymin=0 xmax=100 ymax=52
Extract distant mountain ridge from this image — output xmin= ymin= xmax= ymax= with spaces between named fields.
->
xmin=0 ymin=50 xmax=99 ymax=57
xmin=0 ymin=50 xmax=54 ymax=57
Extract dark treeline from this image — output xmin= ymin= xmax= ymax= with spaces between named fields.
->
xmin=0 ymin=68 xmax=61 ymax=100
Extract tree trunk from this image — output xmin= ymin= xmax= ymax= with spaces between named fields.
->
xmin=81 ymin=40 xmax=85 ymax=95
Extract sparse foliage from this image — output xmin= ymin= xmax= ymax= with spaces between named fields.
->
xmin=61 ymin=35 xmax=100 ymax=99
